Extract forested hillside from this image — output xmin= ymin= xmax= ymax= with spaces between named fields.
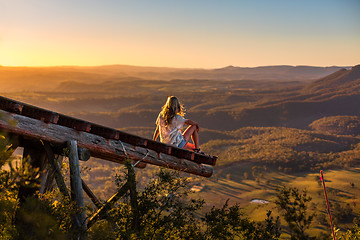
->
xmin=310 ymin=116 xmax=360 ymax=137
xmin=202 ymin=127 xmax=360 ymax=170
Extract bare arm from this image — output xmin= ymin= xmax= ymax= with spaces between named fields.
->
xmin=185 ymin=119 xmax=199 ymax=132
xmin=153 ymin=125 xmax=160 ymax=141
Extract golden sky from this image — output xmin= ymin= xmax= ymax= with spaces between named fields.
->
xmin=1 ymin=0 xmax=359 ymax=68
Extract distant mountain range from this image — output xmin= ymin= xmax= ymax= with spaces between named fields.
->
xmin=0 ymin=64 xmax=349 ymax=92
xmin=228 ymin=65 xmax=360 ymax=129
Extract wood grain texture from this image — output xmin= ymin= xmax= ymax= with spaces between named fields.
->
xmin=0 ymin=110 xmax=213 ymax=177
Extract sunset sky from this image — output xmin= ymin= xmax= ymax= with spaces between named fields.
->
xmin=1 ymin=0 xmax=359 ymax=68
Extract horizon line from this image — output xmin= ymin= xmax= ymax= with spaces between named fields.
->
xmin=0 ymin=63 xmax=355 ymax=70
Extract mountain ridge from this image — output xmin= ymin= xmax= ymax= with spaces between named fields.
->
xmin=227 ymin=65 xmax=360 ymax=129
xmin=0 ymin=65 xmax=348 ymax=92
xmin=304 ymin=64 xmax=360 ymax=93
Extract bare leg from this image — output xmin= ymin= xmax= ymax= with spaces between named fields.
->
xmin=184 ymin=142 xmax=195 ymax=151
xmin=182 ymin=125 xmax=199 ymax=150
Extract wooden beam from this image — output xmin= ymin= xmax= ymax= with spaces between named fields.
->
xmin=42 ymin=141 xmax=70 ymax=198
xmin=39 ymin=165 xmax=55 ymax=194
xmin=68 ymin=140 xmax=87 ymax=238
xmin=87 ymin=181 xmax=129 ymax=229
xmin=40 ymin=149 xmax=62 ymax=194
xmin=82 ymin=179 xmax=102 ymax=209
xmin=42 ymin=141 xmax=83 ymax=231
xmin=0 ymin=110 xmax=213 ymax=177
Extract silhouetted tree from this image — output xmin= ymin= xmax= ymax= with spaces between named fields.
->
xmin=275 ymin=186 xmax=315 ymax=240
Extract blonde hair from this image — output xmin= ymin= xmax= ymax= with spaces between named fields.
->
xmin=160 ymin=96 xmax=185 ymax=126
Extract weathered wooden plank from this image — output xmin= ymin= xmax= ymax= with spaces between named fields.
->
xmin=68 ymin=140 xmax=87 ymax=238
xmin=0 ymin=110 xmax=213 ymax=177
xmin=90 ymin=123 xmax=118 ymax=139
xmin=57 ymin=114 xmax=91 ymax=132
xmin=79 ymin=133 xmax=212 ymax=177
xmin=0 ymin=96 xmax=23 ymax=114
xmin=117 ymin=131 xmax=148 ymax=147
xmin=194 ymin=153 xmax=217 ymax=165
xmin=0 ymin=96 xmax=217 ymax=165
xmin=0 ymin=110 xmax=146 ymax=168
xmin=22 ymin=105 xmax=59 ymax=124
xmin=116 ymin=144 xmax=213 ymax=177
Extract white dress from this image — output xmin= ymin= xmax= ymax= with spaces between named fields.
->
xmin=156 ymin=113 xmax=186 ymax=146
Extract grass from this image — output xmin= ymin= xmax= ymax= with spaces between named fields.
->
xmin=190 ymin=165 xmax=360 ymax=239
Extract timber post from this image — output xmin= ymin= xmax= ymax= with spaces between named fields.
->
xmin=68 ymin=140 xmax=87 ymax=239
xmin=19 ymin=140 xmax=47 ymax=203
xmin=42 ymin=141 xmax=70 ymax=198
xmin=126 ymin=160 xmax=141 ymax=234
xmin=14 ymin=139 xmax=48 ymax=238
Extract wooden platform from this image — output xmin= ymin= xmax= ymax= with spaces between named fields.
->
xmin=0 ymin=96 xmax=216 ymax=177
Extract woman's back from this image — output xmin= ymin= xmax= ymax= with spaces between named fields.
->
xmin=156 ymin=113 xmax=186 ymax=146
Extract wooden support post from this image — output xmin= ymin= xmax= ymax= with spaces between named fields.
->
xmin=18 ymin=140 xmax=47 ymax=203
xmin=39 ymin=165 xmax=55 ymax=194
xmin=7 ymin=134 xmax=20 ymax=152
xmin=68 ymin=140 xmax=87 ymax=239
xmin=126 ymin=161 xmax=140 ymax=234
xmin=42 ymin=141 xmax=70 ymax=198
xmin=15 ymin=140 xmax=47 ymax=239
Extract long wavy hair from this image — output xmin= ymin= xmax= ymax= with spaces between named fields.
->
xmin=160 ymin=96 xmax=185 ymax=126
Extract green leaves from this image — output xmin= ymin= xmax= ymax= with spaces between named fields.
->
xmin=275 ymin=186 xmax=315 ymax=240
xmin=108 ymin=168 xmax=282 ymax=240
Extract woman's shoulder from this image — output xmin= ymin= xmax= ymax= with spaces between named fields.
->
xmin=175 ymin=114 xmax=186 ymax=122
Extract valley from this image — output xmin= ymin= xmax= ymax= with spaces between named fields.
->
xmin=1 ymin=64 xmax=360 ymax=238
